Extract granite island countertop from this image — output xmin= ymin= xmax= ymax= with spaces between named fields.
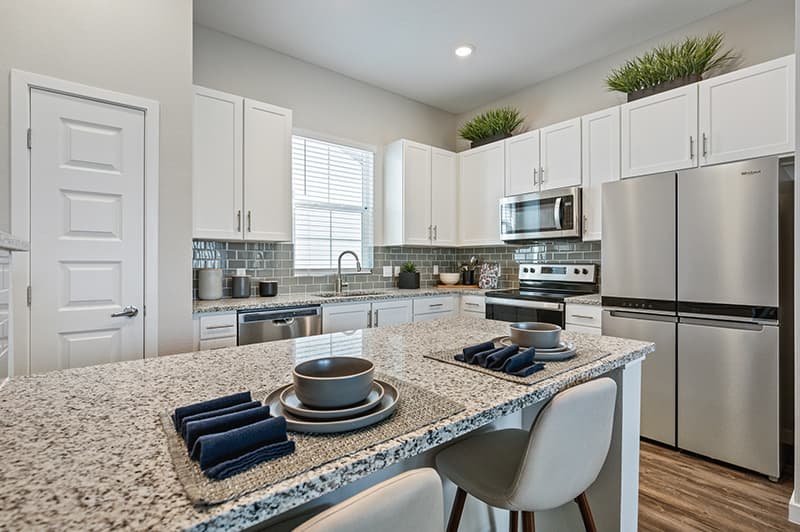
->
xmin=193 ymin=287 xmax=489 ymax=314
xmin=0 ymin=316 xmax=653 ymax=531
xmin=564 ymin=293 xmax=602 ymax=306
xmin=0 ymin=230 xmax=29 ymax=252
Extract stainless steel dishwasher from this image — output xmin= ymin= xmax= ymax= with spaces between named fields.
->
xmin=237 ymin=306 xmax=322 ymax=345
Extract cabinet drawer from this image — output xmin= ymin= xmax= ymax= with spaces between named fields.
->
xmin=461 ymin=295 xmax=486 ymax=314
xmin=565 ymin=323 xmax=601 ymax=336
xmin=199 ymin=336 xmax=238 ymax=350
xmin=414 ymin=296 xmax=455 ymax=315
xmin=565 ymin=304 xmax=602 ymax=326
xmin=199 ymin=313 xmax=237 ymax=340
xmin=413 ymin=309 xmax=457 ymax=322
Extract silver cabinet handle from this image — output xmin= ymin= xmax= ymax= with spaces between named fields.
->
xmin=702 ymin=133 xmax=708 ymax=157
xmin=206 ymin=324 xmax=234 ymax=330
xmin=433 ymin=225 xmax=438 ymax=240
xmin=689 ymin=136 xmax=694 ymax=159
xmin=247 ymin=211 xmax=252 ymax=232
xmin=111 ymin=305 xmax=139 ymax=318
xmin=540 ymin=166 xmax=545 ymax=183
xmin=374 ymin=310 xmax=379 ymax=327
xmin=464 ymin=302 xmax=479 ymax=307
xmin=367 ymin=309 xmax=373 ymax=328
xmin=571 ymin=314 xmax=595 ymax=319
xmin=427 ymin=225 xmax=432 ymax=240
xmin=533 ymin=167 xmax=538 ymax=185
xmin=429 ymin=303 xmax=444 ymax=308
xmin=583 ymin=214 xmax=588 ymax=234
xmin=237 ymin=210 xmax=242 ymax=232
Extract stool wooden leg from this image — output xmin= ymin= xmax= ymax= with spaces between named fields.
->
xmin=522 ymin=511 xmax=535 ymax=532
xmin=446 ymin=487 xmax=467 ymax=532
xmin=509 ymin=510 xmax=519 ymax=532
xmin=575 ymin=492 xmax=598 ymax=532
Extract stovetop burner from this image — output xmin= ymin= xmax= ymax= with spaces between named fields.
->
xmin=486 ymin=263 xmax=598 ymax=303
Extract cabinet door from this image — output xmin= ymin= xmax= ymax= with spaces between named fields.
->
xmin=540 ymin=117 xmax=582 ymax=190
xmin=430 ymin=147 xmax=458 ymax=246
xmin=243 ymin=99 xmax=293 ymax=241
xmin=402 ymin=140 xmax=433 ymax=245
xmin=581 ymin=107 xmax=620 ymax=241
xmin=699 ymin=55 xmax=795 ymax=166
xmin=192 ymin=86 xmax=243 ymax=240
xmin=458 ymin=143 xmax=505 ymax=246
xmin=504 ymin=129 xmax=540 ymax=196
xmin=372 ymin=299 xmax=412 ymax=328
xmin=322 ymin=303 xmax=371 ymax=333
xmin=621 ymin=84 xmax=698 ymax=178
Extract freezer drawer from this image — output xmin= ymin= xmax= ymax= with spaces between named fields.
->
xmin=677 ymin=318 xmax=779 ymax=478
xmin=602 ymin=310 xmax=676 ymax=445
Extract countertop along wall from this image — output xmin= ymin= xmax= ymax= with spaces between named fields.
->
xmin=455 ymin=0 xmax=795 ymax=151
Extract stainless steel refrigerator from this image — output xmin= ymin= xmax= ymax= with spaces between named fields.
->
xmin=601 ymin=156 xmax=793 ymax=479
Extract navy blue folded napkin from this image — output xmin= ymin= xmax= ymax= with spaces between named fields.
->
xmin=172 ymin=391 xmax=252 ymax=431
xmin=184 ymin=405 xmax=273 ymax=451
xmin=191 ymin=416 xmax=293 ymax=473
xmin=499 ymin=349 xmax=534 ymax=373
xmin=204 ymin=439 xmax=296 ymax=480
xmin=484 ymin=344 xmax=520 ymax=369
xmin=180 ymin=401 xmax=262 ymax=437
xmin=455 ymin=341 xmax=496 ymax=363
xmin=508 ymin=362 xmax=545 ymax=377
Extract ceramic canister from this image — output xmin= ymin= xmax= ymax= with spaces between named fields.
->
xmin=197 ymin=269 xmax=223 ymax=300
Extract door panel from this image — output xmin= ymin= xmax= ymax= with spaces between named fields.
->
xmin=603 ymin=311 xmax=676 ymax=445
xmin=458 ymin=143 xmax=504 ymax=245
xmin=372 ymin=300 xmax=412 ymax=327
xmin=678 ymin=158 xmax=778 ymax=307
xmin=402 ymin=141 xmax=432 ymax=245
xmin=677 ymin=320 xmax=779 ymax=477
xmin=581 ymin=107 xmax=620 ymax=241
xmin=540 ymin=117 xmax=582 ymax=190
xmin=621 ymin=85 xmax=698 ymax=178
xmin=30 ymin=88 xmax=145 ymax=373
xmin=601 ymin=172 xmax=676 ymax=302
xmin=504 ymin=129 xmax=540 ymax=196
xmin=322 ymin=303 xmax=371 ymax=333
xmin=430 ymin=148 xmax=457 ymax=246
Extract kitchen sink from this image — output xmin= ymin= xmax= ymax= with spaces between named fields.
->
xmin=316 ymin=291 xmax=388 ymax=298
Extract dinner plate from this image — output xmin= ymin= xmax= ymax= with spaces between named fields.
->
xmin=493 ymin=337 xmax=577 ymax=361
xmin=266 ymin=379 xmax=399 ymax=434
xmin=279 ymin=381 xmax=385 ymax=420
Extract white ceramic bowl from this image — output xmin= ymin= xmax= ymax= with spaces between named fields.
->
xmin=439 ymin=273 xmax=461 ymax=285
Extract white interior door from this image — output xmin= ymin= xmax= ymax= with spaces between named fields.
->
xmin=29 ymin=88 xmax=145 ymax=373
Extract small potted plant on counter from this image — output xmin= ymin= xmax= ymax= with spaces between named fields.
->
xmin=459 ymin=106 xmax=525 ymax=148
xmin=398 ymin=262 xmax=420 ymax=289
xmin=606 ymin=32 xmax=737 ymax=101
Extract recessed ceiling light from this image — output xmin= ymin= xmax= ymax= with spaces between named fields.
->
xmin=455 ymin=45 xmax=474 ymax=58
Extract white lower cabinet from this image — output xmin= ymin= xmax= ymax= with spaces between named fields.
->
xmin=193 ymin=312 xmax=238 ymax=350
xmin=372 ymin=300 xmax=413 ymax=328
xmin=324 ymin=297 xmax=457 ymax=333
xmin=322 ymin=302 xmax=372 ymax=334
xmin=413 ymin=295 xmax=457 ymax=322
xmin=564 ymin=304 xmax=602 ymax=335
xmin=460 ymin=294 xmax=486 ymax=317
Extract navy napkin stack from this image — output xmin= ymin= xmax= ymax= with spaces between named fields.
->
xmin=455 ymin=342 xmax=545 ymax=377
xmin=172 ymin=391 xmax=295 ymax=480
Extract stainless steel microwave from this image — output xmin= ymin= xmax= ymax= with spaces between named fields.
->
xmin=499 ymin=187 xmax=582 ymax=241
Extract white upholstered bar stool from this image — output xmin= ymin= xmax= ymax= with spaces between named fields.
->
xmin=293 ymin=468 xmax=444 ymax=532
xmin=436 ymin=378 xmax=617 ymax=532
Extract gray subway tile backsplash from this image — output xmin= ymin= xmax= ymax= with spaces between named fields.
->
xmin=192 ymin=239 xmax=602 ymax=299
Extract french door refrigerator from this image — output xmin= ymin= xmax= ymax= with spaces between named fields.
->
xmin=602 ymin=156 xmax=789 ymax=479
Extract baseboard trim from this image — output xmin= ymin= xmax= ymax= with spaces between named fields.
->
xmin=789 ymin=490 xmax=800 ymax=524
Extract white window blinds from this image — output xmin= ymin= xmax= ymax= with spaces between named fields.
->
xmin=292 ymin=135 xmax=374 ymax=272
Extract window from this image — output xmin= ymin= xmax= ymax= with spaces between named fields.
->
xmin=292 ymin=134 xmax=374 ymax=272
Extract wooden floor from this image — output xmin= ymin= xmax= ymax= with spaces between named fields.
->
xmin=639 ymin=441 xmax=798 ymax=531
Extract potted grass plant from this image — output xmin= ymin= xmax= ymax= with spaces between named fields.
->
xmin=397 ymin=262 xmax=420 ymax=289
xmin=606 ymin=32 xmax=737 ymax=101
xmin=459 ymin=106 xmax=525 ymax=148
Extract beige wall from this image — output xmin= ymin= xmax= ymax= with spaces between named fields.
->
xmin=456 ymin=0 xmax=795 ymax=150
xmin=0 ymin=0 xmax=194 ymax=358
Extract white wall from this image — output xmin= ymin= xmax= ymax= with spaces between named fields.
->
xmin=456 ymin=0 xmax=795 ymax=150
xmin=0 ymin=0 xmax=194 ymax=360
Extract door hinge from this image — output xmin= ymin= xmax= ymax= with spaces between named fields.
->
xmin=27 ymin=285 xmax=31 ymax=306
xmin=26 ymin=128 xmax=31 ymax=149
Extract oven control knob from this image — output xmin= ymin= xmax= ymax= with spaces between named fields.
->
xmin=573 ymin=268 xmax=580 ymax=274
xmin=582 ymin=268 xmax=589 ymax=275
xmin=523 ymin=267 xmax=529 ymax=273
xmin=530 ymin=267 xmax=535 ymax=273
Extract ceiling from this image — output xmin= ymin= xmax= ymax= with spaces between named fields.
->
xmin=194 ymin=0 xmax=748 ymax=114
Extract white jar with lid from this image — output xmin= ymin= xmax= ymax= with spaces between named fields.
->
xmin=198 ymin=269 xmax=223 ymax=300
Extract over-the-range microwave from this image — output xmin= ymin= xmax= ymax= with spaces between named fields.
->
xmin=499 ymin=187 xmax=582 ymax=242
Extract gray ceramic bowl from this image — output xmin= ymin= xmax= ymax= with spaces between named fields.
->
xmin=509 ymin=322 xmax=562 ymax=348
xmin=292 ymin=356 xmax=375 ymax=409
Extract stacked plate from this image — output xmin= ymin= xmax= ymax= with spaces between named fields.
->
xmin=495 ymin=336 xmax=577 ymax=361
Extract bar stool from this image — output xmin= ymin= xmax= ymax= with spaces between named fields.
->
xmin=436 ymin=378 xmax=617 ymax=532
xmin=293 ymin=468 xmax=444 ymax=532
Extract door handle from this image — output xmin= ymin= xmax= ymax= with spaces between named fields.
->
xmin=427 ymin=225 xmax=432 ymax=240
xmin=247 ymin=211 xmax=252 ymax=232
xmin=111 ymin=305 xmax=139 ymax=318
xmin=583 ymin=214 xmax=588 ymax=234
xmin=271 ymin=318 xmax=295 ymax=326
xmin=237 ymin=210 xmax=242 ymax=232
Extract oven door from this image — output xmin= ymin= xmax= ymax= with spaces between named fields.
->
xmin=485 ymin=298 xmax=565 ymax=327
xmin=500 ymin=187 xmax=581 ymax=241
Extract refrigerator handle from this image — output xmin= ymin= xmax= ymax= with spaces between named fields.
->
xmin=680 ymin=316 xmax=767 ymax=331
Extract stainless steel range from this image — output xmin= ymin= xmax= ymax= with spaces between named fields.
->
xmin=485 ymin=264 xmax=598 ymax=326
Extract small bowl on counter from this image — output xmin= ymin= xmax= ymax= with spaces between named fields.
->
xmin=292 ymin=356 xmax=375 ymax=409
xmin=439 ymin=273 xmax=461 ymax=285
xmin=509 ymin=322 xmax=562 ymax=349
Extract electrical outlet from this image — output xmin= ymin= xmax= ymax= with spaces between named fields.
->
xmin=393 ymin=265 xmax=400 ymax=276
xmin=433 ymin=265 xmax=439 ymax=275
xmin=382 ymin=266 xmax=392 ymax=277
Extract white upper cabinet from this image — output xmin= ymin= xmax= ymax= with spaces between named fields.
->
xmin=430 ymin=148 xmax=458 ymax=246
xmin=243 ymin=99 xmax=293 ymax=242
xmin=383 ymin=139 xmax=457 ymax=246
xmin=699 ymin=55 xmax=795 ymax=166
xmin=193 ymin=86 xmax=243 ymax=240
xmin=621 ymin=84 xmax=698 ymax=178
xmin=504 ymin=129 xmax=540 ymax=196
xmin=540 ymin=117 xmax=582 ymax=190
xmin=581 ymin=106 xmax=621 ymax=241
xmin=458 ymin=142 xmax=504 ymax=246
xmin=192 ymin=86 xmax=293 ymax=241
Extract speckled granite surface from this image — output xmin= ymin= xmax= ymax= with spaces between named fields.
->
xmin=564 ymin=293 xmax=601 ymax=306
xmin=0 ymin=231 xmax=29 ymax=252
xmin=0 ymin=317 xmax=652 ymax=531
xmin=193 ymin=287 xmax=488 ymax=314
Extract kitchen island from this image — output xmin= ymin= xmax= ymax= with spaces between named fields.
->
xmin=0 ymin=317 xmax=652 ymax=531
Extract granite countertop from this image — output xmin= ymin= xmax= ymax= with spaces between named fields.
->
xmin=193 ymin=287 xmax=489 ymax=314
xmin=564 ymin=293 xmax=602 ymax=306
xmin=0 ymin=230 xmax=29 ymax=252
xmin=0 ymin=317 xmax=653 ymax=531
